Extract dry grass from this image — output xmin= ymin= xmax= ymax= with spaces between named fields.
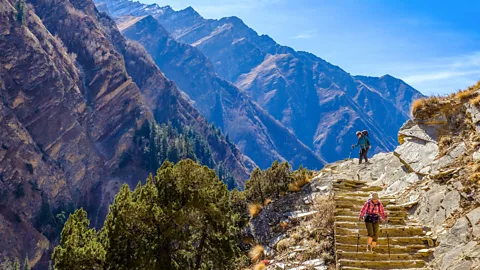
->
xmin=249 ymin=245 xmax=264 ymax=263
xmin=313 ymin=196 xmax=335 ymax=228
xmin=276 ymin=238 xmax=296 ymax=251
xmin=253 ymin=262 xmax=266 ymax=270
xmin=454 ymin=89 xmax=477 ymax=101
xmin=411 ymin=96 xmax=444 ymax=118
xmin=295 ymin=176 xmax=311 ymax=189
xmin=469 ymin=172 xmax=480 ymax=184
xmin=288 ymin=182 xmax=301 ymax=192
xmin=471 ymin=95 xmax=480 ymax=106
xmin=473 ymin=164 xmax=480 ymax=173
xmin=264 ymin=198 xmax=272 ymax=206
xmin=248 ymin=203 xmax=263 ymax=218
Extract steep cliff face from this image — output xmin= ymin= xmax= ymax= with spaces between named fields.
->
xmin=114 ymin=15 xmax=325 ymax=169
xmin=96 ymin=0 xmax=424 ymax=163
xmin=0 ymin=0 xmax=251 ymax=267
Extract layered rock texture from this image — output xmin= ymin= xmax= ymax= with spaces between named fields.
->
xmin=96 ymin=0 xmax=424 ymax=163
xmin=245 ymin=89 xmax=480 ymax=269
xmin=0 ymin=0 xmax=251 ymax=267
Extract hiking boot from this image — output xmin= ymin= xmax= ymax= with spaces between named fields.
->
xmin=366 ymin=245 xmax=371 ymax=252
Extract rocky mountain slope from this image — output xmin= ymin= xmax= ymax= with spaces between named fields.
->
xmin=114 ymin=14 xmax=325 ymax=169
xmin=95 ymin=0 xmax=424 ymax=163
xmin=0 ymin=0 xmax=251 ymax=267
xmin=244 ymin=86 xmax=480 ymax=269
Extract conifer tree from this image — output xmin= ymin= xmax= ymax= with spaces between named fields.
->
xmin=52 ymin=209 xmax=105 ymax=269
xmin=22 ymin=256 xmax=29 ymax=270
xmin=13 ymin=258 xmax=20 ymax=270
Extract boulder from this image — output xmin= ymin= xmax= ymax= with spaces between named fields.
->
xmin=466 ymin=103 xmax=480 ymax=133
xmin=398 ymin=120 xmax=438 ymax=143
xmin=414 ymin=184 xmax=461 ymax=230
xmin=394 ymin=137 xmax=438 ymax=174
xmin=466 ymin=207 xmax=480 ymax=238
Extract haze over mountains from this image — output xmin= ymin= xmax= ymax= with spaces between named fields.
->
xmin=96 ymin=0 xmax=424 ymax=163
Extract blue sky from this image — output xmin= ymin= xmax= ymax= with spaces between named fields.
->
xmin=145 ymin=0 xmax=480 ymax=95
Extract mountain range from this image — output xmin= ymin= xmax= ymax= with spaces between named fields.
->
xmin=95 ymin=0 xmax=424 ymax=163
xmin=0 ymin=0 xmax=424 ymax=267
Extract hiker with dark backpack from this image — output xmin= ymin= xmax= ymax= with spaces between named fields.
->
xmin=351 ymin=131 xmax=370 ymax=164
xmin=358 ymin=193 xmax=388 ymax=253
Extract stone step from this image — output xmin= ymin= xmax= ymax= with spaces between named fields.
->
xmin=333 ymin=186 xmax=384 ymax=192
xmin=335 ymin=216 xmax=404 ymax=224
xmin=336 ymin=205 xmax=407 ymax=211
xmin=341 ymin=267 xmax=428 ymax=270
xmin=335 ymin=244 xmax=429 ymax=254
xmin=337 ymin=251 xmax=430 ymax=260
xmin=338 ymin=259 xmax=426 ymax=269
xmin=335 ymin=201 xmax=396 ymax=209
xmin=333 ymin=179 xmax=367 ymax=185
xmin=335 ymin=209 xmax=407 ymax=217
xmin=335 ymin=195 xmax=396 ymax=201
xmin=336 ymin=227 xmax=424 ymax=237
xmin=335 ymin=221 xmax=422 ymax=230
xmin=336 ymin=235 xmax=429 ymax=246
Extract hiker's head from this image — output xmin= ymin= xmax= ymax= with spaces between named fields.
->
xmin=371 ymin=193 xmax=379 ymax=203
xmin=356 ymin=131 xmax=362 ymax=138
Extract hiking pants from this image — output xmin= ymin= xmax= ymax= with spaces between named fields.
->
xmin=359 ymin=148 xmax=368 ymax=164
xmin=365 ymin=221 xmax=379 ymax=242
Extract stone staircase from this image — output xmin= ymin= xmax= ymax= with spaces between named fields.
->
xmin=333 ymin=179 xmax=434 ymax=270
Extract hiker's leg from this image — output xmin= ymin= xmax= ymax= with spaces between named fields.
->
xmin=365 ymin=222 xmax=373 ymax=250
xmin=371 ymin=222 xmax=379 ymax=248
xmin=365 ymin=148 xmax=369 ymax=162
xmin=361 ymin=148 xmax=368 ymax=163
xmin=358 ymin=150 xmax=363 ymax=164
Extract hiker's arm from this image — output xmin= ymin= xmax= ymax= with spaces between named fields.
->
xmin=359 ymin=202 xmax=368 ymax=220
xmin=379 ymin=203 xmax=387 ymax=220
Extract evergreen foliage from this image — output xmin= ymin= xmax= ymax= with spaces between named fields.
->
xmin=22 ymin=256 xmax=29 ymax=270
xmin=53 ymin=160 xmax=240 ymax=269
xmin=13 ymin=258 xmax=20 ymax=270
xmin=244 ymin=161 xmax=292 ymax=203
xmin=15 ymin=0 xmax=25 ymax=24
xmin=52 ymin=209 xmax=105 ymax=269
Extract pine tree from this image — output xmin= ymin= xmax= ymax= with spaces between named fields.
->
xmin=0 ymin=257 xmax=14 ymax=270
xmin=52 ymin=209 xmax=105 ymax=269
xmin=100 ymin=160 xmax=239 ymax=269
xmin=22 ymin=256 xmax=29 ymax=270
xmin=13 ymin=258 xmax=20 ymax=270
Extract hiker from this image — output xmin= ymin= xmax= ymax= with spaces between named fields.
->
xmin=358 ymin=193 xmax=388 ymax=252
xmin=351 ymin=131 xmax=370 ymax=164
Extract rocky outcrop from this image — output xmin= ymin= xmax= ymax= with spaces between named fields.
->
xmin=246 ymin=95 xmax=480 ymax=269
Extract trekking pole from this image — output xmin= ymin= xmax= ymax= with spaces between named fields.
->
xmin=348 ymin=148 xmax=353 ymax=160
xmin=356 ymin=222 xmax=360 ymax=258
xmin=386 ymin=220 xmax=391 ymax=259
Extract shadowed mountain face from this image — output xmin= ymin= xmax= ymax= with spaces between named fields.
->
xmin=97 ymin=0 xmax=424 ymax=162
xmin=0 ymin=0 xmax=250 ymax=266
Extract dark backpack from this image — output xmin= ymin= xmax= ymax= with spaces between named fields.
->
xmin=362 ymin=130 xmax=369 ymax=137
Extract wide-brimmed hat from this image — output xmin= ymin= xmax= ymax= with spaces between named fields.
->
xmin=371 ymin=193 xmax=379 ymax=200
xmin=356 ymin=131 xmax=362 ymax=135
